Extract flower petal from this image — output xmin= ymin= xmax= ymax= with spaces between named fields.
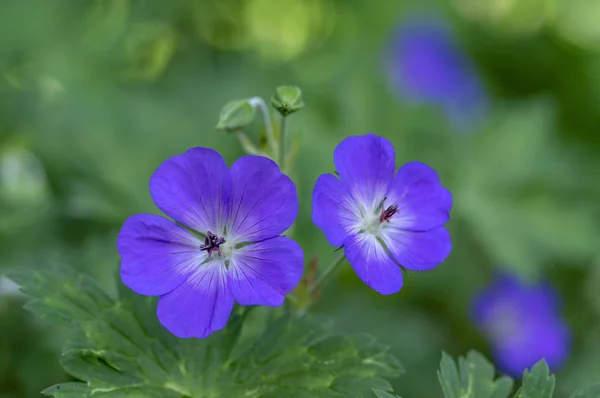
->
xmin=386 ymin=13 xmax=487 ymax=133
xmin=228 ymin=237 xmax=304 ymax=306
xmin=312 ymin=174 xmax=361 ymax=246
xmin=385 ymin=161 xmax=452 ymax=231
xmin=492 ymin=319 xmax=571 ymax=378
xmin=157 ymin=262 xmax=233 ymax=338
xmin=472 ymin=273 xmax=565 ymax=338
xmin=333 ymin=134 xmax=395 ymax=207
xmin=343 ymin=233 xmax=403 ymax=295
xmin=117 ymin=214 xmax=203 ymax=296
xmin=149 ymin=147 xmax=232 ymax=234
xmin=381 ymin=226 xmax=451 ymax=271
xmin=389 ymin=15 xmax=470 ymax=103
xmin=471 ymin=272 xmax=571 ymax=377
xmin=228 ymin=156 xmax=298 ymax=242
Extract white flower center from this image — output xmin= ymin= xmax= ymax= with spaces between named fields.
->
xmin=354 ymin=197 xmax=398 ymax=238
xmin=361 ymin=212 xmax=384 ymax=236
xmin=219 ymin=239 xmax=234 ymax=259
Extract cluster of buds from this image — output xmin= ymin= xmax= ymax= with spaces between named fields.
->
xmin=215 ymin=86 xmax=304 ymax=171
xmin=215 ymin=86 xmax=303 ymax=133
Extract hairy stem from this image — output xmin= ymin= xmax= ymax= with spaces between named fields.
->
xmin=278 ymin=116 xmax=287 ymax=168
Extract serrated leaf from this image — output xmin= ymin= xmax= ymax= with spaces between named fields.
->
xmin=437 ymin=351 xmax=513 ymax=398
xmin=331 ymin=377 xmax=391 ymax=396
xmin=6 ymin=268 xmax=113 ymax=326
xmin=15 ymin=268 xmax=403 ymax=397
xmin=439 ymin=352 xmax=461 ymax=398
xmin=373 ymin=388 xmax=402 ymax=397
xmin=569 ymin=383 xmax=600 ymax=398
xmin=42 ymin=383 xmax=181 ymax=398
xmin=42 ymin=382 xmax=91 ymax=397
xmin=515 ymin=360 xmax=555 ymax=398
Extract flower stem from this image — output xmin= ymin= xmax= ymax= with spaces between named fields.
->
xmin=309 ymin=252 xmax=346 ymax=294
xmin=235 ymin=132 xmax=263 ymax=156
xmin=278 ymin=115 xmax=287 ymax=168
xmin=248 ymin=97 xmax=276 ymax=157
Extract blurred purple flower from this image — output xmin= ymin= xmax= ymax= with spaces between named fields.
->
xmin=312 ymin=133 xmax=452 ymax=295
xmin=117 ymin=148 xmax=303 ymax=338
xmin=386 ymin=12 xmax=487 ymax=131
xmin=472 ymin=273 xmax=571 ymax=377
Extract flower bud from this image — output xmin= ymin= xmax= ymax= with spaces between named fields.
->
xmin=216 ymin=100 xmax=256 ymax=132
xmin=271 ymin=86 xmax=304 ymax=116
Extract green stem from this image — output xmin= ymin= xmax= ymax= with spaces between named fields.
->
xmin=309 ymin=252 xmax=346 ymax=294
xmin=236 ymin=132 xmax=263 ymax=156
xmin=248 ymin=97 xmax=276 ymax=156
xmin=278 ymin=116 xmax=287 ymax=168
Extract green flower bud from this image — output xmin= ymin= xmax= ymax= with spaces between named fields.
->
xmin=216 ymin=100 xmax=256 ymax=132
xmin=271 ymin=86 xmax=304 ymax=116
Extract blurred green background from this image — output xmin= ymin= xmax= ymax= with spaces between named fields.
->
xmin=2 ymin=0 xmax=600 ymax=397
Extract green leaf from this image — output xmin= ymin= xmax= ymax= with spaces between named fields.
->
xmin=42 ymin=383 xmax=92 ymax=398
xmin=10 ymin=268 xmax=403 ymax=397
xmin=569 ymin=383 xmax=600 ymax=398
xmin=42 ymin=383 xmax=180 ymax=398
xmin=373 ymin=388 xmax=402 ymax=397
xmin=515 ymin=360 xmax=555 ymax=398
xmin=437 ymin=351 xmax=513 ymax=398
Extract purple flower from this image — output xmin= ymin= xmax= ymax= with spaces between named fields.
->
xmin=117 ymin=148 xmax=303 ymax=338
xmin=312 ymin=133 xmax=452 ymax=294
xmin=472 ymin=273 xmax=571 ymax=377
xmin=386 ymin=12 xmax=487 ymax=130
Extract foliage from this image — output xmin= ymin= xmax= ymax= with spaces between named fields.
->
xmin=437 ymin=352 xmax=600 ymax=398
xmin=515 ymin=361 xmax=555 ymax=398
xmin=373 ymin=388 xmax=402 ymax=398
xmin=437 ymin=351 xmax=513 ymax=398
xmin=7 ymin=269 xmax=403 ymax=398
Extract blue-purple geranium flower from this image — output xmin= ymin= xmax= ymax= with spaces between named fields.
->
xmin=117 ymin=148 xmax=303 ymax=338
xmin=312 ymin=133 xmax=452 ymax=294
xmin=472 ymin=273 xmax=571 ymax=377
xmin=386 ymin=12 xmax=487 ymax=130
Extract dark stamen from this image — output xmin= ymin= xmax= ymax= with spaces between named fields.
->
xmin=200 ymin=231 xmax=226 ymax=258
xmin=379 ymin=204 xmax=399 ymax=223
